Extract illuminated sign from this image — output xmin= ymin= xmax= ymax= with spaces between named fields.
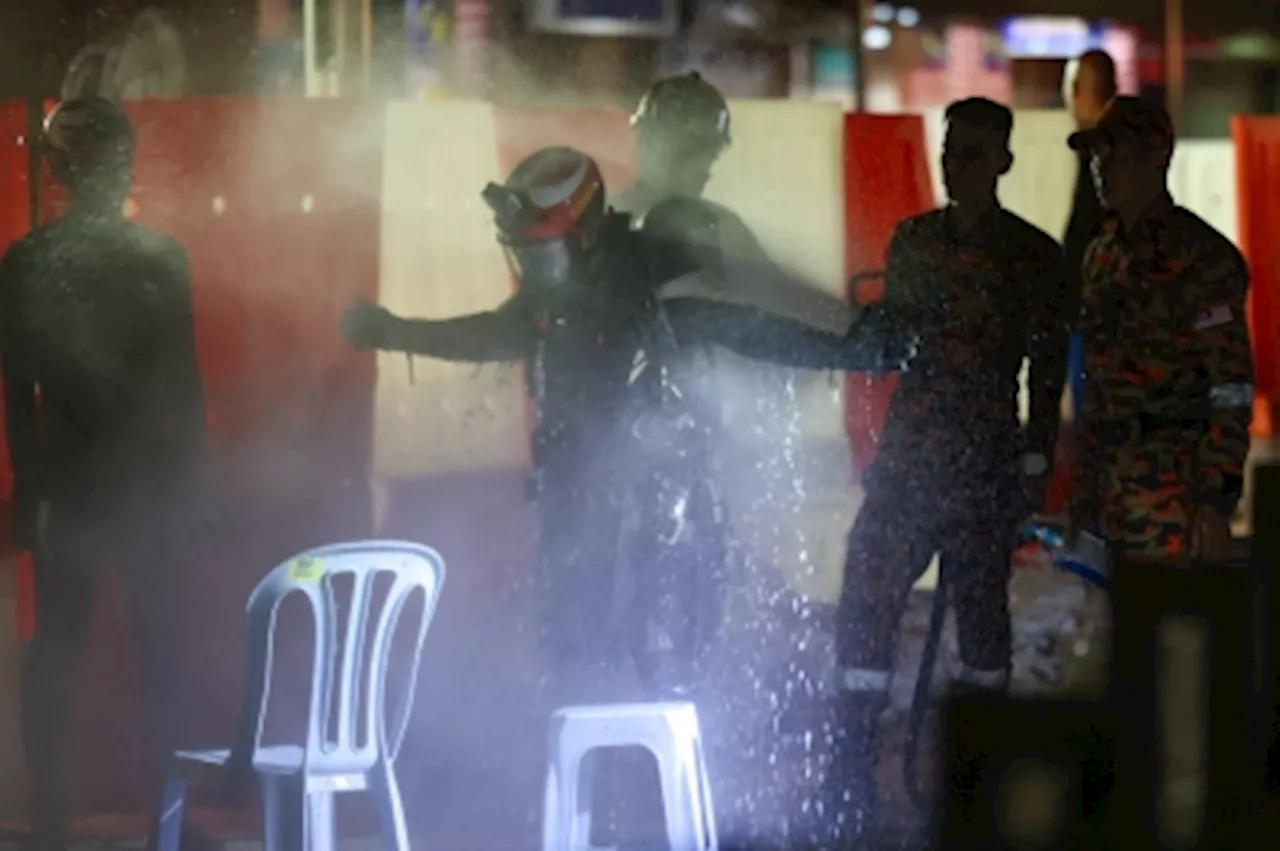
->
xmin=527 ymin=0 xmax=679 ymax=37
xmin=1000 ymin=16 xmax=1106 ymax=59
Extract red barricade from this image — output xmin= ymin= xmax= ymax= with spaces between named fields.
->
xmin=0 ymin=101 xmax=36 ymax=641
xmin=1232 ymin=115 xmax=1280 ymax=436
xmin=842 ymin=114 xmax=935 ymax=475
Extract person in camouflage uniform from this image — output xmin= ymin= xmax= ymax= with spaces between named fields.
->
xmin=1067 ymin=96 xmax=1253 ymax=834
xmin=1068 ymin=96 xmax=1252 ymax=566
xmin=824 ymin=98 xmax=1070 ymax=843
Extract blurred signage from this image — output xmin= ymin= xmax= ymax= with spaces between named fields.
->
xmin=406 ymin=0 xmax=454 ymax=95
xmin=527 ymin=0 xmax=678 ymax=37
xmin=1000 ymin=16 xmax=1105 ymax=59
xmin=920 ymin=29 xmax=947 ymax=69
xmin=813 ymin=42 xmax=855 ymax=91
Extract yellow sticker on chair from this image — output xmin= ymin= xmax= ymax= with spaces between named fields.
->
xmin=287 ymin=557 xmax=326 ymax=583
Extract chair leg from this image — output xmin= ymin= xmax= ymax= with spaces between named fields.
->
xmin=154 ymin=777 xmax=188 ymax=851
xmin=262 ymin=776 xmax=306 ymax=851
xmin=371 ymin=765 xmax=411 ymax=851
xmin=304 ymin=792 xmax=335 ymax=851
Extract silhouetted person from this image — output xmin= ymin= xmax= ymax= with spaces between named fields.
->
xmin=0 ymin=97 xmax=206 ymax=851
xmin=824 ymin=98 xmax=1069 ymax=844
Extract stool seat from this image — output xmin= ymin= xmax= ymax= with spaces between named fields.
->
xmin=543 ymin=701 xmax=717 ymax=851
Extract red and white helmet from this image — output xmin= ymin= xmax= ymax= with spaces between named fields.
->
xmin=484 ymin=147 xmax=606 ymax=246
xmin=483 ymin=147 xmax=607 ymax=290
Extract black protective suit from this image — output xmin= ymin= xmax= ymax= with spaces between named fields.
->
xmin=0 ymin=208 xmax=206 ymax=851
xmin=370 ymin=210 xmax=890 ymax=701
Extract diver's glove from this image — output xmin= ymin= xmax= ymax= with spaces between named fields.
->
xmin=341 ymin=297 xmax=403 ymax=351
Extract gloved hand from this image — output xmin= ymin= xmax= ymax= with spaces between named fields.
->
xmin=341 ymin=297 xmax=399 ymax=351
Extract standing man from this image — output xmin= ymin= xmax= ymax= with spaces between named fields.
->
xmin=1069 ymin=96 xmax=1251 ymax=568
xmin=1067 ymin=95 xmax=1252 ymax=835
xmin=617 ymin=72 xmax=865 ymax=842
xmin=824 ymin=98 xmax=1070 ymax=842
xmin=0 ymin=97 xmax=207 ymax=851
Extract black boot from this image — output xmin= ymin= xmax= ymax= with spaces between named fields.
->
xmin=819 ymin=691 xmax=888 ymax=849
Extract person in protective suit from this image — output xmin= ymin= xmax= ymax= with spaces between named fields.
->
xmin=822 ymin=98 xmax=1070 ymax=844
xmin=617 ymin=71 xmax=847 ymax=329
xmin=0 ymin=97 xmax=207 ymax=851
xmin=341 ymin=146 xmax=909 ymax=704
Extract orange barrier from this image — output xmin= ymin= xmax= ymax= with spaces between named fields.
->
xmin=1232 ymin=115 xmax=1280 ymax=436
xmin=842 ymin=114 xmax=936 ymax=475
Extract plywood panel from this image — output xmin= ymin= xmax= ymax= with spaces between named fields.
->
xmin=1170 ymin=140 xmax=1238 ymax=246
xmin=373 ymin=100 xmax=527 ymax=480
xmin=1001 ymin=109 xmax=1077 ymax=238
xmin=706 ymin=99 xmax=849 ymax=448
xmin=704 ymin=99 xmax=851 ymax=601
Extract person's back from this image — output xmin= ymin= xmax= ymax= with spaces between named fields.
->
xmin=0 ymin=97 xmax=206 ymax=851
xmin=1 ymin=213 xmax=201 ymax=508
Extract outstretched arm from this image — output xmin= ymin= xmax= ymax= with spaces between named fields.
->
xmin=660 ymin=291 xmax=911 ymax=371
xmin=663 ymin=296 xmax=890 ymax=371
xmin=344 ymin=295 xmax=533 ymax=364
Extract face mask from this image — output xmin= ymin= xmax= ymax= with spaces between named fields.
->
xmin=503 ymin=237 xmax=595 ymax=315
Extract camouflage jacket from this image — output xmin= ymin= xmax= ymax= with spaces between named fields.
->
xmin=1075 ymin=195 xmax=1253 ymax=516
xmin=875 ymin=205 xmax=1069 ymax=462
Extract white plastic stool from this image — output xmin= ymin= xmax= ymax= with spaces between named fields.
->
xmin=543 ymin=702 xmax=718 ymax=851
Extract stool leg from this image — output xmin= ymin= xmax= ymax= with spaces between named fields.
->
xmin=154 ymin=777 xmax=187 ymax=851
xmin=692 ymin=739 xmax=717 ymax=851
xmin=572 ymin=750 xmax=598 ymax=851
xmin=653 ymin=748 xmax=700 ymax=851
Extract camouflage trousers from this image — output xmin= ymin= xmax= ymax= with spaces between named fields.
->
xmin=1069 ymin=436 xmax=1206 ymax=841
xmin=1095 ymin=435 xmax=1198 ymax=562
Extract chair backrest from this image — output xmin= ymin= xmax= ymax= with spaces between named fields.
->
xmin=234 ymin=540 xmax=446 ymax=771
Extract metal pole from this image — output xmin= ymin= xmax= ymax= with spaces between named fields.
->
xmin=1163 ymin=0 xmax=1184 ymax=126
xmin=361 ymin=0 xmax=373 ymax=92
xmin=850 ymin=0 xmax=866 ymax=111
xmin=303 ymin=0 xmax=318 ymax=95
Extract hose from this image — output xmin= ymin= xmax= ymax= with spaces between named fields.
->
xmin=900 ymin=525 xmax=1108 ymax=811
xmin=902 ymin=572 xmax=948 ymax=811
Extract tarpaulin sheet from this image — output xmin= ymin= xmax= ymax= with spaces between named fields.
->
xmin=1231 ymin=115 xmax=1280 ymax=436
xmin=843 ymin=114 xmax=934 ymax=475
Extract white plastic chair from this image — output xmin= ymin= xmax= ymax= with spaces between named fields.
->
xmin=543 ymin=702 xmax=717 ymax=851
xmin=152 ymin=540 xmax=446 ymax=851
